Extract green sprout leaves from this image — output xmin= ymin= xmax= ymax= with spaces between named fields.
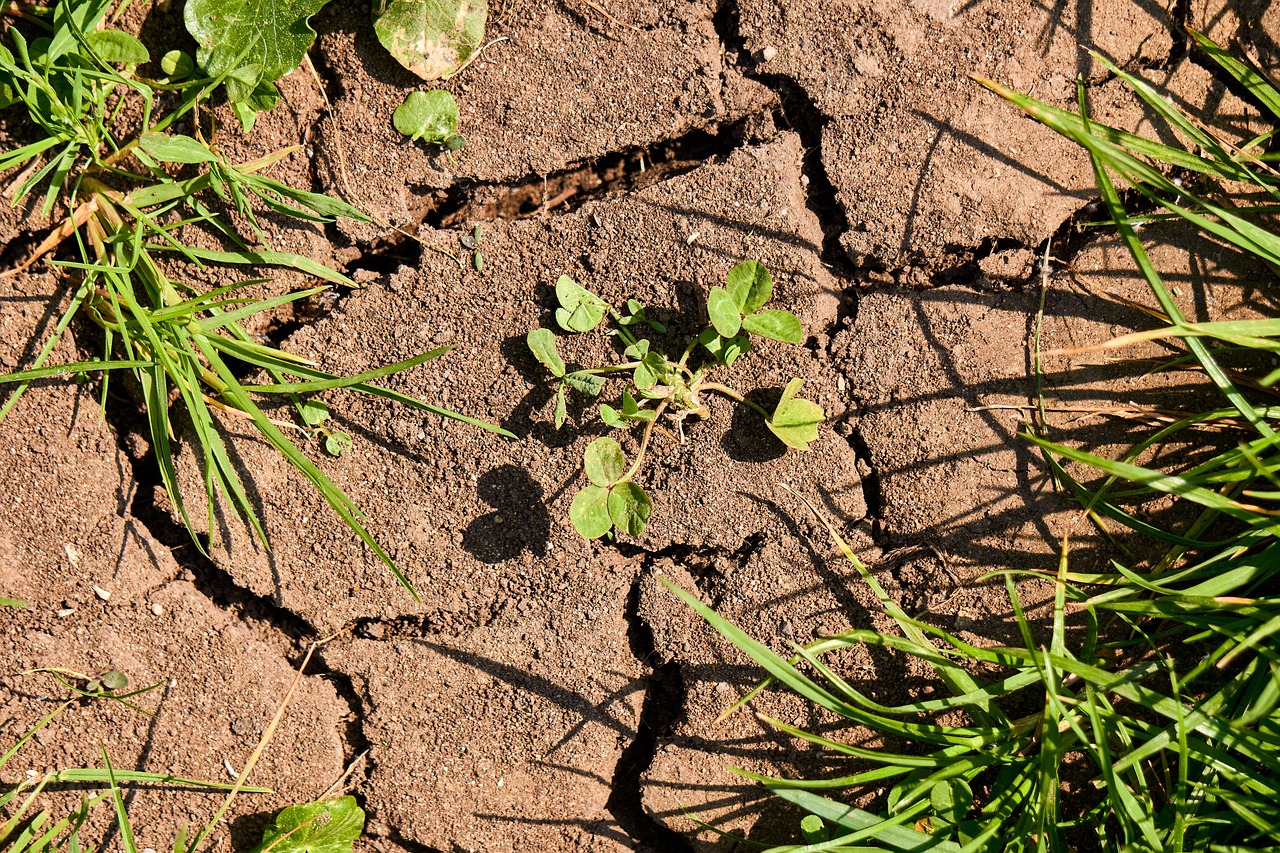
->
xmin=393 ymin=89 xmax=463 ymax=148
xmin=767 ymin=378 xmax=823 ymax=451
xmin=374 ymin=0 xmax=488 ymax=81
xmin=570 ymin=438 xmax=651 ymax=538
xmin=250 ymin=796 xmax=365 ymax=853
xmin=527 ymin=261 xmax=823 ymax=539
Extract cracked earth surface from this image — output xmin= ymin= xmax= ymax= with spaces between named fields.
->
xmin=2 ymin=0 xmax=1278 ymax=851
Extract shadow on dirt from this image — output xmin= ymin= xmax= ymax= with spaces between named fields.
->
xmin=462 ymin=465 xmax=551 ymax=563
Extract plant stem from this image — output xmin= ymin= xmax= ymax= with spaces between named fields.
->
xmin=698 ymin=381 xmax=770 ymax=419
xmin=621 ymin=398 xmax=670 ymax=483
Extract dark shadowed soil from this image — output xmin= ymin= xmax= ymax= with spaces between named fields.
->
xmin=2 ymin=1 xmax=1275 ymax=851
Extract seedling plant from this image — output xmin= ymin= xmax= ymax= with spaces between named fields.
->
xmin=0 ymin=0 xmax=511 ymax=600
xmin=526 ymin=261 xmax=824 ymax=539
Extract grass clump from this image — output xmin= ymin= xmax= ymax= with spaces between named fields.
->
xmin=0 ymin=0 xmax=511 ymax=599
xmin=669 ymin=34 xmax=1280 ymax=852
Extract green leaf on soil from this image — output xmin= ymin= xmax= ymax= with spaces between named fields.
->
xmin=138 ymin=132 xmax=216 ymax=165
xmin=250 ymin=796 xmax=365 ymax=853
xmin=373 ymin=0 xmax=488 ymax=81
xmin=620 ymin=390 xmax=656 ymax=422
xmin=766 ymin=378 xmax=824 ymax=451
xmin=299 ymin=399 xmax=330 ymax=428
xmin=553 ymin=384 xmax=567 ymax=429
xmin=633 ymin=353 xmax=661 ymax=391
xmin=100 ymin=670 xmax=128 ymax=691
xmin=607 ymin=482 xmax=651 ymax=537
xmin=554 ymin=275 xmax=608 ymax=333
xmin=600 ymin=404 xmax=626 ymax=429
xmin=185 ymin=0 xmax=329 ymax=89
xmin=563 ymin=371 xmax=605 ymax=396
xmin=161 ymin=49 xmax=195 ymax=78
xmin=570 ymin=485 xmax=612 ymax=539
xmin=526 ymin=328 xmax=565 ymax=377
xmin=707 ymin=285 xmax=742 ymax=338
xmin=392 ymin=89 xmax=460 ymax=144
xmin=0 ymin=597 xmax=27 ymax=608
xmin=584 ymin=436 xmax=626 ymax=487
xmin=324 ymin=431 xmax=353 ymax=457
xmin=741 ymin=309 xmax=803 ymax=344
xmin=725 ymin=260 xmax=773 ymax=314
xmin=85 ymin=30 xmax=149 ymax=65
xmin=698 ymin=328 xmax=751 ymax=366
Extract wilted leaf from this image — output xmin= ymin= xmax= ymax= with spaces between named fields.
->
xmin=725 ymin=260 xmax=773 ymax=314
xmin=251 ymin=796 xmax=364 ymax=853
xmin=766 ymin=378 xmax=824 ymax=451
xmin=706 ymin=286 xmax=741 ymax=338
xmin=608 ymin=482 xmax=651 ymax=537
xmin=185 ymin=0 xmax=329 ymax=89
xmin=392 ymin=89 xmax=459 ymax=144
xmin=324 ymin=431 xmax=353 ymax=457
xmin=741 ymin=309 xmax=802 ymax=344
xmin=373 ymin=0 xmax=488 ymax=81
xmin=526 ymin=328 xmax=565 ymax=377
xmin=570 ymin=485 xmax=612 ymax=539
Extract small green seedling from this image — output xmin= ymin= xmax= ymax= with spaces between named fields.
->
xmin=527 ymin=261 xmax=824 ymax=539
xmin=393 ymin=89 xmax=465 ymax=150
xmin=461 ymin=224 xmax=483 ymax=270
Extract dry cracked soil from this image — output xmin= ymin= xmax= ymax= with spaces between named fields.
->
xmin=2 ymin=1 xmax=1278 ymax=851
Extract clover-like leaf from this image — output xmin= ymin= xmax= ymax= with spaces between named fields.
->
xmin=251 ymin=796 xmax=364 ymax=853
xmin=698 ymin=328 xmax=751 ymax=366
xmin=570 ymin=485 xmax=612 ymax=539
xmin=741 ymin=309 xmax=803 ymax=344
xmin=185 ymin=0 xmax=329 ymax=89
xmin=526 ymin=328 xmax=565 ymax=377
xmin=392 ymin=90 xmax=459 ymax=144
xmin=766 ymin=378 xmax=824 ymax=451
xmin=584 ymin=437 xmax=626 ymax=487
xmin=563 ymin=371 xmax=604 ymax=396
xmin=608 ymin=482 xmax=651 ymax=537
xmin=373 ymin=0 xmax=487 ymax=81
xmin=554 ymin=275 xmax=608 ymax=333
xmin=623 ymin=339 xmax=650 ymax=359
xmin=707 ymin=286 xmax=741 ymax=338
xmin=725 ymin=260 xmax=773 ymax=314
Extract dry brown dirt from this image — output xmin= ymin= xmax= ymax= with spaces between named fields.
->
xmin=1 ymin=1 xmax=1274 ymax=851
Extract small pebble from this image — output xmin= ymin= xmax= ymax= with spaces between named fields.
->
xmin=55 ymin=608 xmax=75 ymax=618
xmin=150 ymin=602 xmax=164 ymax=616
xmin=93 ymin=586 xmax=111 ymax=601
xmin=761 ymin=45 xmax=778 ymax=62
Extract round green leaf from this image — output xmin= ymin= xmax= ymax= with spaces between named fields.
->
xmin=393 ymin=90 xmax=459 ymax=144
xmin=526 ymin=328 xmax=565 ymax=377
xmin=324 ymin=431 xmax=353 ymax=457
xmin=799 ymin=815 xmax=828 ymax=845
xmin=584 ymin=437 xmax=626 ymax=487
xmin=741 ymin=309 xmax=803 ymax=344
xmin=706 ymin=286 xmax=741 ymax=338
xmin=600 ymin=404 xmax=626 ymax=429
xmin=374 ymin=0 xmax=488 ymax=81
xmin=161 ymin=49 xmax=195 ymax=78
xmin=299 ymin=399 xmax=330 ymax=428
xmin=725 ymin=260 xmax=773 ymax=314
xmin=254 ymin=796 xmax=365 ymax=853
xmin=185 ymin=0 xmax=329 ymax=84
xmin=607 ymin=482 xmax=651 ymax=537
xmin=100 ymin=670 xmax=128 ymax=691
xmin=570 ymin=485 xmax=612 ymax=539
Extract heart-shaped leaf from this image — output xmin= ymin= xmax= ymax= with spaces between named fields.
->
xmin=392 ymin=89 xmax=459 ymax=144
xmin=584 ymin=437 xmax=626 ymax=487
xmin=607 ymin=482 xmax=651 ymax=537
xmin=554 ymin=275 xmax=607 ymax=333
xmin=251 ymin=797 xmax=364 ymax=853
xmin=766 ymin=378 xmax=824 ymax=451
xmin=526 ymin=328 xmax=565 ymax=377
xmin=707 ymin=285 xmax=741 ymax=338
xmin=698 ymin=328 xmax=751 ymax=366
xmin=373 ymin=0 xmax=488 ymax=81
xmin=725 ymin=260 xmax=773 ymax=314
xmin=570 ymin=485 xmax=612 ymax=539
xmin=741 ymin=309 xmax=803 ymax=344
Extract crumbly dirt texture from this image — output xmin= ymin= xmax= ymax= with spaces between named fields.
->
xmin=0 ymin=1 xmax=1272 ymax=851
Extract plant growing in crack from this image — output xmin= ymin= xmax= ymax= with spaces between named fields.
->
xmin=527 ymin=261 xmax=825 ymax=539
xmin=0 ymin=0 xmax=512 ymax=600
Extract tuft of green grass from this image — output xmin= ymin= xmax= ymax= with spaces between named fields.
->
xmin=670 ymin=34 xmax=1280 ymax=852
xmin=0 ymin=0 xmax=513 ymax=599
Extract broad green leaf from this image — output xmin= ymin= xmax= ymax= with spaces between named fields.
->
xmin=299 ymin=399 xmax=330 ymax=428
xmin=99 ymin=670 xmax=128 ymax=690
xmin=185 ymin=0 xmax=329 ymax=88
xmin=607 ymin=482 xmax=651 ymax=537
xmin=392 ymin=90 xmax=459 ymax=144
xmin=620 ymin=391 xmax=656 ymax=422
xmin=553 ymin=384 xmax=567 ymax=428
xmin=633 ymin=354 xmax=658 ymax=391
xmin=85 ymin=30 xmax=149 ymax=64
xmin=324 ymin=431 xmax=352 ymax=457
xmin=554 ymin=275 xmax=607 ymax=332
xmin=570 ymin=485 xmax=612 ymax=539
xmin=138 ymin=132 xmax=216 ymax=165
xmin=800 ymin=814 xmax=829 ymax=845
xmin=742 ymin=309 xmax=803 ymax=344
xmin=623 ymin=339 xmax=650 ymax=359
xmin=707 ymin=286 xmax=741 ymax=337
xmin=250 ymin=797 xmax=364 ymax=853
xmin=698 ymin=328 xmax=751 ymax=366
xmin=767 ymin=378 xmax=824 ymax=450
xmin=563 ymin=371 xmax=604 ymax=396
xmin=584 ymin=437 xmax=626 ymax=487
xmin=599 ymin=404 xmax=626 ymax=429
xmin=161 ymin=50 xmax=195 ymax=78
xmin=725 ymin=260 xmax=773 ymax=314
xmin=526 ymin=328 xmax=565 ymax=377
xmin=373 ymin=0 xmax=488 ymax=81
